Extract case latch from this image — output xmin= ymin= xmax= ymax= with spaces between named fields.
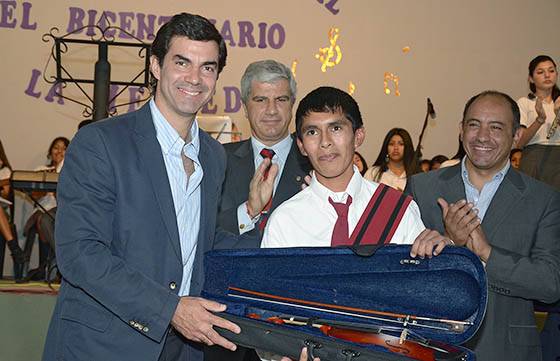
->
xmin=341 ymin=349 xmax=361 ymax=360
xmin=400 ymin=258 xmax=421 ymax=265
xmin=304 ymin=339 xmax=323 ymax=361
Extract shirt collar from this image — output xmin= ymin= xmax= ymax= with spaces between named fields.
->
xmin=460 ymin=156 xmax=510 ymax=187
xmin=150 ymin=99 xmax=201 ymax=157
xmin=251 ymin=134 xmax=293 ymax=161
xmin=309 ymin=166 xmax=363 ymax=203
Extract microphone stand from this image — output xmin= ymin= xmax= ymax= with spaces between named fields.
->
xmin=415 ymin=98 xmax=434 ymax=161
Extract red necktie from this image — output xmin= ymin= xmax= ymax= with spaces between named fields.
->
xmin=258 ymin=148 xmax=275 ymax=232
xmin=329 ymin=195 xmax=353 ymax=246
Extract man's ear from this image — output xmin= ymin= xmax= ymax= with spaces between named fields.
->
xmin=354 ymin=127 xmax=365 ymax=148
xmin=150 ymin=55 xmax=161 ymax=81
xmin=242 ymin=103 xmax=248 ymax=119
xmin=458 ymin=121 xmax=464 ymax=142
xmin=297 ymin=137 xmax=307 ymax=157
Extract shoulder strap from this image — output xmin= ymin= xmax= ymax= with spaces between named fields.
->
xmin=349 ymin=184 xmax=412 ymax=256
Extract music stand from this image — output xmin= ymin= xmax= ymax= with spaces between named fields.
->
xmin=42 ymin=14 xmax=152 ymax=121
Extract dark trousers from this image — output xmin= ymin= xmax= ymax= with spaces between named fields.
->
xmin=159 ymin=328 xmax=203 ymax=361
xmin=204 ymin=345 xmax=261 ymax=361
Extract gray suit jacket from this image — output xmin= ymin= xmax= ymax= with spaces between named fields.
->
xmin=43 ymin=103 xmax=230 ymax=361
xmin=405 ymin=164 xmax=560 ymax=361
xmin=215 ymin=136 xmax=311 ymax=249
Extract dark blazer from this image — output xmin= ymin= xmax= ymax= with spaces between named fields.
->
xmin=206 ymin=137 xmax=310 ymax=361
xmin=214 ymin=136 xmax=311 ymax=248
xmin=405 ymin=164 xmax=560 ymax=361
xmin=42 ymin=103 xmax=229 ymax=361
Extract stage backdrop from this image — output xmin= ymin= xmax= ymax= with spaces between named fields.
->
xmin=2 ymin=0 xmax=560 ymax=168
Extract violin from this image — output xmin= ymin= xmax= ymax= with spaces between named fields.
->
xmin=247 ymin=313 xmax=465 ymax=361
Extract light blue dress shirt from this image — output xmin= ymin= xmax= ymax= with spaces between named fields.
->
xmin=461 ymin=157 xmax=509 ymax=221
xmin=150 ymin=100 xmax=203 ymax=296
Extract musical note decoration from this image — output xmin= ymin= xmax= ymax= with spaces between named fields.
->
xmin=384 ymin=72 xmax=400 ymax=96
xmin=315 ymin=27 xmax=342 ymax=72
xmin=348 ymin=81 xmax=356 ymax=96
xmin=291 ymin=59 xmax=298 ymax=78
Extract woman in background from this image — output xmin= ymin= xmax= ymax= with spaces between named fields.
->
xmin=364 ymin=128 xmax=418 ymax=191
xmin=23 ymin=136 xmax=69 ymax=280
xmin=353 ymin=151 xmax=368 ymax=176
xmin=517 ymin=54 xmax=560 ymax=361
xmin=0 ymin=140 xmax=12 ymax=200
xmin=517 ymin=55 xmax=560 ymax=190
xmin=0 ymin=140 xmax=25 ymax=277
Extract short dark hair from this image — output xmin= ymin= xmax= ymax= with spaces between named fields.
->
xmin=295 ymin=86 xmax=362 ymax=140
xmin=510 ymin=148 xmax=522 ymax=158
xmin=150 ymin=13 xmax=227 ymax=90
xmin=430 ymin=154 xmax=449 ymax=169
xmin=462 ymin=90 xmax=520 ymax=135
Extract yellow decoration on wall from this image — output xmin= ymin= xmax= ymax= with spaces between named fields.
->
xmin=383 ymin=72 xmax=400 ymax=96
xmin=348 ymin=81 xmax=355 ymax=95
xmin=314 ymin=27 xmax=342 ymax=72
xmin=402 ymin=46 xmax=411 ymax=54
xmin=291 ymin=60 xmax=298 ymax=78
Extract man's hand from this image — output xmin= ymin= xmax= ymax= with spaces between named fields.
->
xmin=247 ymin=158 xmax=279 ymax=218
xmin=171 ymin=297 xmax=240 ymax=351
xmin=467 ymin=226 xmax=492 ymax=263
xmin=410 ymin=229 xmax=454 ymax=259
xmin=281 ymin=347 xmax=320 ymax=361
xmin=438 ymin=198 xmax=480 ymax=246
xmin=301 ymin=173 xmax=312 ymax=190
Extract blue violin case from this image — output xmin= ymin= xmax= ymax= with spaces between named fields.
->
xmin=202 ymin=245 xmax=487 ymax=361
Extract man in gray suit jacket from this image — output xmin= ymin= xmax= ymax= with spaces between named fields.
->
xmin=214 ymin=60 xmax=311 ymax=250
xmin=407 ymin=90 xmax=560 ymax=361
xmin=42 ymin=13 xmax=277 ymax=361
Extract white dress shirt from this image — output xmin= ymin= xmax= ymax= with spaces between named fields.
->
xmin=150 ymin=99 xmax=203 ymax=296
xmin=517 ymin=96 xmax=560 ymax=146
xmin=261 ymin=167 xmax=425 ymax=248
xmin=364 ymin=166 xmax=407 ymax=192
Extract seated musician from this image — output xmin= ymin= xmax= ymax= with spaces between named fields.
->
xmin=0 ymin=139 xmax=25 ymax=277
xmin=261 ymin=86 xmax=451 ymax=250
xmin=23 ymin=136 xmax=68 ymax=280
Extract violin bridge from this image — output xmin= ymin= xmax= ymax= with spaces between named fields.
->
xmin=399 ymin=328 xmax=408 ymax=344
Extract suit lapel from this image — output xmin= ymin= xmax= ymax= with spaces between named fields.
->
xmin=133 ymin=104 xmax=182 ymax=262
xmin=232 ymin=140 xmax=255 ymax=201
xmin=272 ymin=138 xmax=308 ymax=210
xmin=482 ymin=169 xmax=525 ymax=241
xmin=439 ymin=165 xmax=467 ymax=203
xmin=196 ymin=132 xmax=220 ymax=260
xmin=423 ymin=165 xmax=466 ymax=232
